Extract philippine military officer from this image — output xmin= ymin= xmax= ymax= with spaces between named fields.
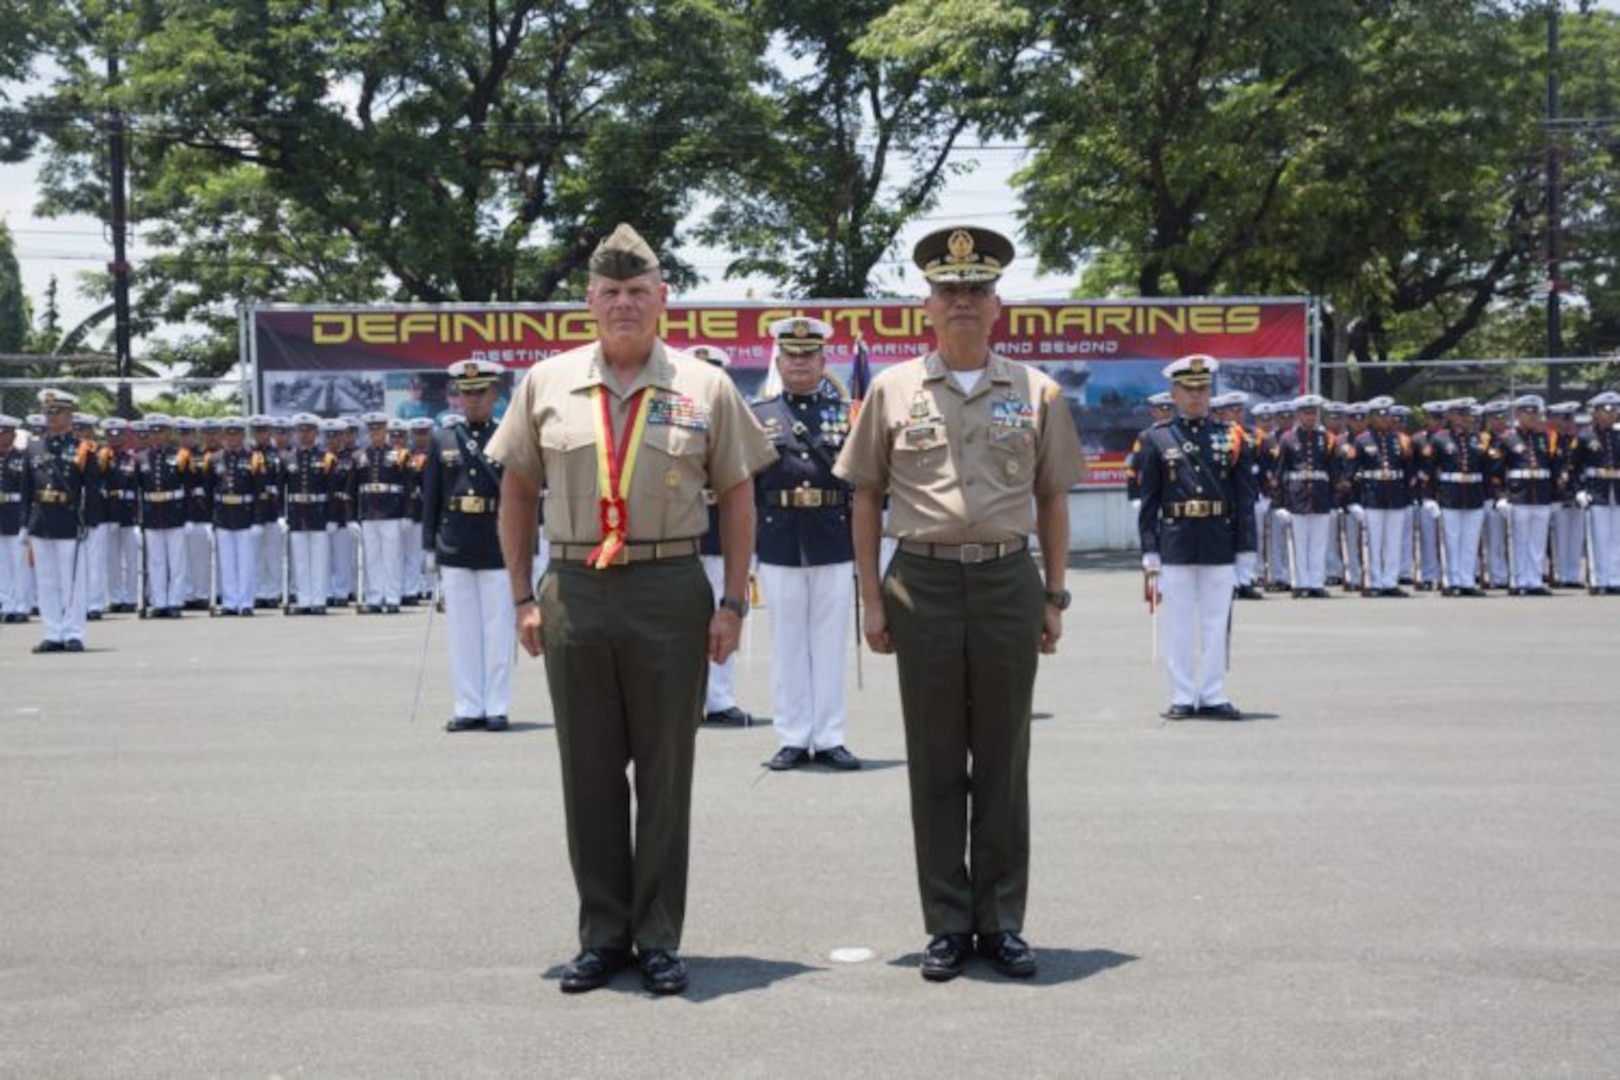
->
xmin=1 ymin=414 xmax=32 ymax=623
xmin=136 ymin=414 xmax=194 ymax=618
xmin=1271 ymin=394 xmax=1337 ymax=597
xmin=690 ymin=344 xmax=753 ymax=727
xmin=250 ymin=416 xmax=287 ymax=609
xmin=489 ymin=224 xmax=775 ymax=997
xmin=204 ymin=417 xmax=266 ymax=616
xmin=1346 ymin=397 xmax=1417 ymax=596
xmin=1571 ymin=391 xmax=1620 ymax=594
xmin=752 ymin=316 xmax=861 ymax=770
xmin=354 ymin=412 xmax=410 ymax=613
xmin=324 ymin=418 xmax=359 ymax=606
xmin=1212 ymin=391 xmax=1264 ymax=599
xmin=23 ymin=389 xmax=102 ymax=652
xmin=1547 ymin=401 xmax=1586 ymax=587
xmin=1420 ymin=398 xmax=1493 ymax=596
xmin=1479 ymin=400 xmax=1513 ymax=587
xmin=1497 ymin=395 xmax=1563 ymax=595
xmin=402 ymin=416 xmax=436 ymax=604
xmin=282 ymin=413 xmax=337 ymax=614
xmin=175 ymin=417 xmax=213 ymax=610
xmin=422 ymin=360 xmax=514 ymax=731
xmin=1136 ymin=356 xmax=1256 ymax=717
xmin=99 ymin=417 xmax=141 ymax=614
xmin=835 ymin=225 xmax=1084 ymax=983
xmin=71 ymin=414 xmax=110 ymax=620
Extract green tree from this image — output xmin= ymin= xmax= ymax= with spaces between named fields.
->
xmin=697 ymin=0 xmax=1023 ymax=297
xmin=0 ymin=219 xmax=32 ymax=352
xmin=26 ymin=0 xmax=771 ymax=370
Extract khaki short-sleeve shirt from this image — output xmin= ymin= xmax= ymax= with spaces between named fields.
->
xmin=488 ymin=340 xmax=776 ymax=543
xmin=833 ymin=351 xmax=1085 ymax=543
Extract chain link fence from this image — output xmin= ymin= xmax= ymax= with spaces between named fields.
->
xmin=1321 ymin=356 xmax=1620 ymax=410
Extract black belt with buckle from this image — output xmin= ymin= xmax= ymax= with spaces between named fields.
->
xmin=1164 ymin=500 xmax=1226 ymax=518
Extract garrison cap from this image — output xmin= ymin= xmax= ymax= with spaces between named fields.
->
xmin=913 ymin=226 xmax=1014 ymax=284
xmin=1164 ymin=354 xmax=1218 ymax=388
xmin=1512 ymin=394 xmax=1545 ymax=412
xmin=1588 ymin=391 xmax=1620 ymax=410
xmin=38 ymin=388 xmax=78 ymax=410
xmin=589 ymin=223 xmax=660 ymax=280
xmin=770 ymin=317 xmax=834 ymax=355
xmin=689 ymin=344 xmax=730 ymax=368
xmin=446 ymin=357 xmax=502 ymax=391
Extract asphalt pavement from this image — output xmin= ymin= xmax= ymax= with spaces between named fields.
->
xmin=3 ymin=562 xmax=1617 ymax=1079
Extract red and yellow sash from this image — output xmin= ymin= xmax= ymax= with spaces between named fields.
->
xmin=588 ymin=385 xmax=652 ymax=569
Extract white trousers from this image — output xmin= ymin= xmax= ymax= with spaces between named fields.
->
xmin=1590 ymin=505 xmax=1620 ymax=588
xmin=360 ymin=518 xmax=404 ymax=605
xmin=1239 ymin=498 xmax=1269 ymax=586
xmin=700 ymin=554 xmax=739 ymax=713
xmin=1159 ymin=563 xmax=1236 ymax=708
xmin=84 ymin=523 xmax=109 ymax=612
xmin=0 ymin=532 xmax=28 ymax=614
xmin=1551 ymin=504 xmax=1585 ymax=584
xmin=1400 ymin=506 xmax=1416 ymax=580
xmin=108 ymin=524 xmax=139 ymax=606
xmin=329 ymin=523 xmax=357 ymax=600
xmin=1364 ymin=509 xmax=1407 ymax=591
xmin=1290 ymin=513 xmax=1332 ymax=590
xmin=441 ymin=566 xmax=514 ymax=720
xmin=32 ymin=536 xmax=87 ymax=644
xmin=1340 ymin=510 xmax=1363 ymax=586
xmin=185 ymin=522 xmax=212 ymax=601
xmin=1483 ymin=509 xmax=1509 ymax=586
xmin=401 ymin=522 xmax=424 ymax=597
xmin=758 ymin=561 xmax=854 ymax=751
xmin=289 ymin=527 xmax=332 ymax=609
xmin=1325 ymin=509 xmax=1344 ymax=580
xmin=1440 ymin=509 xmax=1484 ymax=589
xmin=1268 ymin=509 xmax=1291 ymax=584
xmin=217 ymin=526 xmax=258 ymax=611
xmin=1509 ymin=504 xmax=1552 ymax=589
xmin=1416 ymin=505 xmax=1440 ymax=585
xmin=145 ymin=527 xmax=188 ymax=610
xmin=257 ymin=520 xmax=284 ymax=601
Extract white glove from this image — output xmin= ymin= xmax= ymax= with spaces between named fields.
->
xmin=1273 ymin=508 xmax=1292 ymax=527
xmin=1495 ymin=498 xmax=1512 ymax=516
xmin=1128 ymin=499 xmax=1142 ymax=513
xmin=249 ymin=524 xmax=264 ymax=538
xmin=1141 ymin=553 xmax=1161 ymax=573
xmin=1347 ymin=503 xmax=1366 ymax=522
xmin=1575 ymin=491 xmax=1593 ymax=509
xmin=1421 ymin=499 xmax=1440 ymax=522
xmin=423 ymin=551 xmax=437 ymax=572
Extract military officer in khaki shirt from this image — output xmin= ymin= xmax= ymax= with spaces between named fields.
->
xmin=488 ymin=223 xmax=775 ymax=998
xmin=834 ymin=226 xmax=1085 ymax=983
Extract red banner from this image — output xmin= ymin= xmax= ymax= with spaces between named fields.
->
xmin=250 ymin=298 xmax=1311 ymax=487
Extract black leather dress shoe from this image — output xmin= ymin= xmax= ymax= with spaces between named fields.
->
xmin=559 ymin=947 xmax=633 ymax=994
xmin=444 ymin=716 xmax=486 ymax=732
xmin=816 ymin=745 xmax=862 ymax=770
xmin=704 ymin=706 xmax=752 ymax=726
xmin=1163 ymin=704 xmax=1197 ymax=720
xmin=1198 ymin=701 xmax=1243 ymax=720
xmin=483 ymin=715 xmax=510 ymax=732
xmin=767 ymin=746 xmax=811 ymax=770
xmin=32 ymin=640 xmax=65 ymax=654
xmin=64 ymin=640 xmax=85 ymax=653
xmin=1234 ymin=584 xmax=1264 ymax=600
xmin=1382 ymin=588 xmax=1410 ymax=598
xmin=638 ymin=949 xmax=689 ymax=995
xmin=920 ymin=933 xmax=973 ymax=982
xmin=977 ymin=931 xmax=1037 ymax=978
xmin=87 ymin=609 xmax=102 ymax=621
xmin=1527 ymin=586 xmax=1553 ymax=597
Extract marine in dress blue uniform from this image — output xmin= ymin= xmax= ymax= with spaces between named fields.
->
xmin=1570 ymin=392 xmax=1620 ymax=593
xmin=22 ymin=389 xmax=102 ymax=651
xmin=135 ymin=414 xmax=195 ymax=617
xmin=1419 ymin=398 xmax=1495 ymax=596
xmin=205 ymin=418 xmax=266 ymax=615
xmin=1136 ymin=357 xmax=1257 ymax=719
xmin=1270 ymin=394 xmax=1338 ymax=596
xmin=1496 ymin=395 xmax=1565 ymax=595
xmin=1345 ymin=397 xmax=1417 ymax=596
xmin=1546 ymin=401 xmax=1586 ymax=587
xmin=753 ymin=316 xmax=860 ymax=770
xmin=354 ymin=412 xmax=411 ymax=613
xmin=421 ymin=359 xmax=514 ymax=731
xmin=0 ymin=414 xmax=29 ymax=622
xmin=281 ymin=414 xmax=337 ymax=614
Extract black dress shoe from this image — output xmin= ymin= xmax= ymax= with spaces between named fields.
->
xmin=1464 ymin=588 xmax=1487 ymax=597
xmin=767 ymin=746 xmax=811 ymax=770
xmin=1310 ymin=588 xmax=1331 ymax=599
xmin=1527 ymin=586 xmax=1553 ymax=597
xmin=87 ymin=609 xmax=102 ymax=621
xmin=444 ymin=716 xmax=486 ymax=732
xmin=1382 ymin=588 xmax=1410 ymax=598
xmin=384 ymin=604 xmax=400 ymax=614
xmin=559 ymin=947 xmax=633 ymax=994
xmin=357 ymin=604 xmax=380 ymax=615
xmin=64 ymin=640 xmax=85 ymax=653
xmin=1234 ymin=585 xmax=1264 ymax=600
xmin=704 ymin=706 xmax=752 ymax=726
xmin=32 ymin=640 xmax=65 ymax=654
xmin=1198 ymin=701 xmax=1243 ymax=720
xmin=816 ymin=745 xmax=862 ymax=770
xmin=483 ymin=715 xmax=510 ymax=732
xmin=1163 ymin=704 xmax=1197 ymax=721
xmin=977 ymin=931 xmax=1037 ymax=978
xmin=920 ymin=933 xmax=973 ymax=982
xmin=638 ymin=949 xmax=689 ymax=995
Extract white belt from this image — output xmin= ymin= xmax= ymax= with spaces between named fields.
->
xmin=1284 ymin=470 xmax=1329 ymax=481
xmin=0 ymin=492 xmax=21 ymax=503
xmin=1437 ymin=472 xmax=1483 ymax=483
xmin=144 ymin=490 xmax=186 ymax=502
xmin=1582 ymin=468 xmax=1620 ymax=481
xmin=1359 ymin=469 xmax=1403 ymax=482
xmin=1507 ymin=468 xmax=1550 ymax=480
xmin=287 ymin=494 xmax=325 ymax=504
xmin=359 ymin=483 xmax=405 ymax=494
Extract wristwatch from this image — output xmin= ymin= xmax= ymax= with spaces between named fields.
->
xmin=719 ymin=596 xmax=750 ymax=619
xmin=1043 ymin=588 xmax=1072 ymax=611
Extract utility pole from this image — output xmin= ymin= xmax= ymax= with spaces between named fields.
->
xmin=107 ymin=48 xmax=135 ymax=417
xmin=1546 ymin=2 xmax=1564 ymax=398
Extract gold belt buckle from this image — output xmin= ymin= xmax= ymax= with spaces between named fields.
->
xmin=957 ymin=543 xmax=986 ymax=563
xmin=792 ymin=489 xmax=823 ymax=508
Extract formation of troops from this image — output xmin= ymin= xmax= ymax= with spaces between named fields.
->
xmin=1129 ymin=388 xmax=1620 ymax=599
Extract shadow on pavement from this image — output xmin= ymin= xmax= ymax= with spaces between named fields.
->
xmin=889 ymin=946 xmax=1138 ymax=987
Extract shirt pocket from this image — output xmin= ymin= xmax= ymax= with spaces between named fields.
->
xmin=643 ymin=423 xmax=709 ymax=502
xmin=987 ymin=424 xmax=1037 ymax=482
xmin=539 ymin=421 xmax=601 ymax=539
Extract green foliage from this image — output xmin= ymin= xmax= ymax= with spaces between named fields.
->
xmin=0 ymin=219 xmax=32 ymax=351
